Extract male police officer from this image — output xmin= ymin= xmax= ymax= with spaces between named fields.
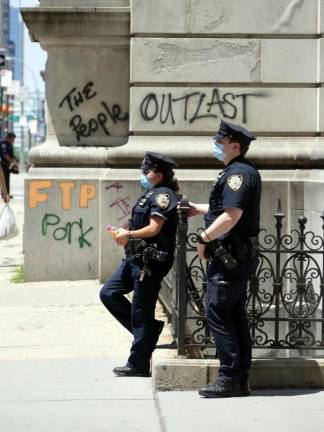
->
xmin=188 ymin=120 xmax=261 ymax=398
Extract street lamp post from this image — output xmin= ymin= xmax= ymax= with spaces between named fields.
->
xmin=19 ymin=0 xmax=25 ymax=171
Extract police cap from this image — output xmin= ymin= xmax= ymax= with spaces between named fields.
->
xmin=214 ymin=120 xmax=256 ymax=145
xmin=142 ymin=151 xmax=177 ymax=174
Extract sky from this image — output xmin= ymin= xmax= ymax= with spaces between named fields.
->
xmin=11 ymin=0 xmax=46 ymax=94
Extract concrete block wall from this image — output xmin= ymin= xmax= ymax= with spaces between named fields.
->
xmin=24 ymin=171 xmax=101 ymax=281
xmin=130 ymin=0 xmax=322 ymax=142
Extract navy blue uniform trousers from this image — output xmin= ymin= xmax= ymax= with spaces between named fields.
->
xmin=100 ymin=259 xmax=164 ymax=373
xmin=0 ymin=163 xmax=10 ymax=194
xmin=206 ymin=256 xmax=258 ymax=383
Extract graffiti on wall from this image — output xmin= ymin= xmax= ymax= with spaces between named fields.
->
xmin=28 ymin=180 xmax=97 ymax=249
xmin=42 ymin=213 xmax=93 ymax=248
xmin=105 ymin=181 xmax=131 ymax=229
xmin=140 ymin=88 xmax=265 ymax=125
xmin=58 ymin=81 xmax=129 ymax=141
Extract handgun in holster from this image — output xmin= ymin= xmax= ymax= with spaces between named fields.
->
xmin=140 ymin=245 xmax=168 ymax=280
xmin=125 ymin=238 xmax=168 ymax=280
xmin=231 ymin=233 xmax=258 ymax=261
xmin=206 ymin=239 xmax=237 ymax=270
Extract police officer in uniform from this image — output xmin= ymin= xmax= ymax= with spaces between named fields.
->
xmin=0 ymin=160 xmax=10 ymax=203
xmin=100 ymin=152 xmax=179 ymax=376
xmin=189 ymin=120 xmax=261 ymax=397
xmin=0 ymin=132 xmax=18 ymax=198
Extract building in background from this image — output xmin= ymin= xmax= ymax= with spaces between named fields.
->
xmin=9 ymin=5 xmax=22 ymax=81
xmin=0 ymin=0 xmax=11 ymax=134
xmin=1 ymin=0 xmax=45 ymax=164
xmin=0 ymin=0 xmax=10 ymax=49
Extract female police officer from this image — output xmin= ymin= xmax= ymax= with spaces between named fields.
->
xmin=100 ymin=152 xmax=178 ymax=376
xmin=189 ymin=120 xmax=261 ymax=398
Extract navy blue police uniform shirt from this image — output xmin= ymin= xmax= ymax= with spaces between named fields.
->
xmin=131 ymin=185 xmax=178 ymax=266
xmin=0 ymin=140 xmax=13 ymax=165
xmin=205 ymin=155 xmax=261 ymax=241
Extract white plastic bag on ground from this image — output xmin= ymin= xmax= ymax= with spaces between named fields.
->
xmin=0 ymin=204 xmax=19 ymax=240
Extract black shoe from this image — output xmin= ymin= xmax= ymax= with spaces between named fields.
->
xmin=9 ymin=195 xmax=14 ymax=199
xmin=240 ymin=372 xmax=250 ymax=396
xmin=152 ymin=320 xmax=164 ymax=350
xmin=199 ymin=381 xmax=242 ymax=398
xmin=113 ymin=366 xmax=150 ymax=377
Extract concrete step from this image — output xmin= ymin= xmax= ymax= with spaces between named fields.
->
xmin=152 ymin=351 xmax=324 ymax=391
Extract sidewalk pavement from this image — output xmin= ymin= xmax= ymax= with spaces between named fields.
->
xmin=1 ymin=174 xmax=324 ymax=432
xmin=0 ymin=174 xmax=162 ymax=431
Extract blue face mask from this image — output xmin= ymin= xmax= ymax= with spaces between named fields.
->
xmin=140 ymin=173 xmax=153 ymax=190
xmin=213 ymin=140 xmax=225 ymax=161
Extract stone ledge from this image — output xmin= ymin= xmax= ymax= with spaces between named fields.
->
xmin=21 ymin=7 xmax=130 ymax=44
xmin=22 ymin=7 xmax=131 ymax=14
xmin=28 ymin=137 xmax=324 ymax=168
xmin=152 ymin=355 xmax=324 ymax=392
xmin=106 ymin=136 xmax=324 ymax=169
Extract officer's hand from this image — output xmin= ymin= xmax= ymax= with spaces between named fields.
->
xmin=185 ymin=202 xmax=199 ymax=217
xmin=114 ymin=228 xmax=129 ymax=246
xmin=197 ymin=243 xmax=208 ymax=261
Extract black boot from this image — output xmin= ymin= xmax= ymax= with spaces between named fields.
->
xmin=113 ymin=366 xmax=150 ymax=377
xmin=240 ymin=371 xmax=250 ymax=396
xmin=199 ymin=380 xmax=242 ymax=398
xmin=152 ymin=320 xmax=164 ymax=350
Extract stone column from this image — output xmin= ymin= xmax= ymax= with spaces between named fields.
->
xmin=22 ymin=0 xmax=130 ymax=166
xmin=21 ymin=1 xmax=130 ymax=281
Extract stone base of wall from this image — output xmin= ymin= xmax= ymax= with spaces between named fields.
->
xmin=152 ymin=354 xmax=324 ymax=392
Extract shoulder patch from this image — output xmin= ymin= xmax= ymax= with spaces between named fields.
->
xmin=227 ymin=175 xmax=243 ymax=192
xmin=155 ymin=193 xmax=170 ymax=209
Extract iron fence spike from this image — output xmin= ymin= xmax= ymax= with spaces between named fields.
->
xmin=275 ymin=198 xmax=284 ymax=217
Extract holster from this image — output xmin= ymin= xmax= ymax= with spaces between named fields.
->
xmin=124 ymin=239 xmax=147 ymax=258
xmin=231 ymin=233 xmax=258 ymax=261
xmin=206 ymin=240 xmax=237 ymax=270
xmin=125 ymin=239 xmax=168 ymax=262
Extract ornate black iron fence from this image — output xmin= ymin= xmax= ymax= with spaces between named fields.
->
xmin=159 ymin=199 xmax=324 ymax=356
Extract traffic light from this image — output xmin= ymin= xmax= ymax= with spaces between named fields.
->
xmin=0 ymin=54 xmax=5 ymax=67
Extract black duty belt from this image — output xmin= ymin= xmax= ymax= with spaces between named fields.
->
xmin=124 ymin=238 xmax=168 ymax=281
xmin=206 ymin=235 xmax=258 ymax=268
xmin=231 ymin=234 xmax=258 ymax=261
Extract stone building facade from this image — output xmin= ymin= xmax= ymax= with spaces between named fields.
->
xmin=22 ymin=0 xmax=324 ymax=281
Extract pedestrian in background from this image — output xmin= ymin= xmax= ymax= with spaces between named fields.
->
xmin=100 ymin=152 xmax=179 ymax=377
xmin=0 ymin=132 xmax=19 ymax=198
xmin=0 ymin=162 xmax=10 ymax=203
xmin=188 ymin=120 xmax=261 ymax=398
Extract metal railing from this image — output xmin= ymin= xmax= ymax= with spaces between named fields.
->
xmin=159 ymin=199 xmax=324 ymax=356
